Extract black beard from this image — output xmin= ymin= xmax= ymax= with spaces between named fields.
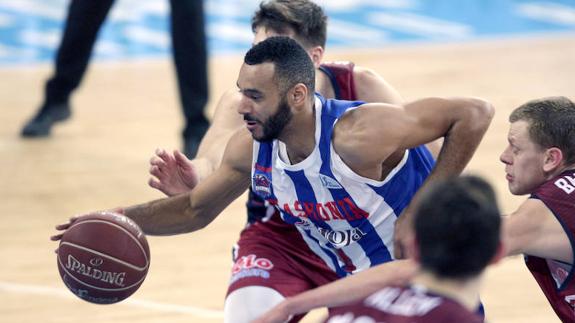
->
xmin=258 ymin=98 xmax=293 ymax=142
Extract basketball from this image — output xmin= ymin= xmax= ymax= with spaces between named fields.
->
xmin=56 ymin=211 xmax=150 ymax=304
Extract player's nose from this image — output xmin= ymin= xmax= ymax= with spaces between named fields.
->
xmin=499 ymin=146 xmax=512 ymax=164
xmin=237 ymin=96 xmax=253 ymax=115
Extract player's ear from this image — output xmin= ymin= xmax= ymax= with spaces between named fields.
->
xmin=289 ymin=84 xmax=309 ymax=109
xmin=543 ymin=147 xmax=564 ymax=173
xmin=308 ymin=46 xmax=324 ymax=69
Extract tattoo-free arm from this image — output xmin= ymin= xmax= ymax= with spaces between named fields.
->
xmin=503 ymin=198 xmax=573 ymax=263
xmin=126 ymin=129 xmax=253 ymax=235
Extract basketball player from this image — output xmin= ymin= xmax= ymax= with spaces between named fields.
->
xmin=148 ymin=1 xmax=423 ymax=322
xmin=321 ymin=175 xmax=502 ymax=323
xmin=499 ymin=96 xmax=575 ymax=322
xmin=253 ymin=96 xmax=575 ymax=323
xmin=53 ymin=36 xmax=493 ymax=322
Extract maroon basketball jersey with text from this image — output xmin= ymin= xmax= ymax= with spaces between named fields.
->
xmin=323 ymin=285 xmax=482 ymax=323
xmin=526 ymin=169 xmax=575 ymax=322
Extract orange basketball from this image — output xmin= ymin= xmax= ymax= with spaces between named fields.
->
xmin=57 ymin=211 xmax=150 ymax=304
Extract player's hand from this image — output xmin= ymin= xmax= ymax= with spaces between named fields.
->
xmin=393 ymin=214 xmax=414 ymax=259
xmin=50 ymin=217 xmax=80 ymax=242
xmin=148 ymin=148 xmax=199 ymax=196
xmin=251 ymin=301 xmax=292 ymax=323
xmin=50 ymin=208 xmax=124 ymax=242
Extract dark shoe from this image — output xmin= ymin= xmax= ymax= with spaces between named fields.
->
xmin=21 ymin=103 xmax=71 ymax=137
xmin=183 ymin=121 xmax=209 ymax=158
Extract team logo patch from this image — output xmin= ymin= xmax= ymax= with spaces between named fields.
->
xmin=319 ymin=174 xmax=342 ymax=189
xmin=252 ymin=173 xmax=272 ymax=198
xmin=230 ymin=254 xmax=274 ymax=284
xmin=318 ymin=227 xmax=366 ymax=248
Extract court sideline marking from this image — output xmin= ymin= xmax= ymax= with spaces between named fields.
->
xmin=0 ymin=280 xmax=224 ymax=319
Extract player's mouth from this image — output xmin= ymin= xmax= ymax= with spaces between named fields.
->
xmin=505 ymin=173 xmax=513 ymax=182
xmin=244 ymin=115 xmax=260 ymax=131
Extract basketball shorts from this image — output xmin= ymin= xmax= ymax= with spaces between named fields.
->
xmin=227 ymin=217 xmax=339 ymax=298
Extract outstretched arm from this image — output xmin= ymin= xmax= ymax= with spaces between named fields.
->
xmin=252 ymin=260 xmax=418 ymax=323
xmin=124 ymin=129 xmax=253 ymax=235
xmin=503 ymin=199 xmax=573 ymax=264
xmin=51 ymin=129 xmax=253 ymax=240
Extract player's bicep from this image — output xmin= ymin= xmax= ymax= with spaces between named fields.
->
xmin=379 ymin=97 xmax=488 ymax=150
xmin=341 ymin=99 xmax=452 ymax=158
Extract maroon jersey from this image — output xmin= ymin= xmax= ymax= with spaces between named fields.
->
xmin=324 ymin=285 xmax=482 ymax=323
xmin=525 ymin=169 xmax=575 ymax=322
xmin=319 ymin=61 xmax=357 ymax=101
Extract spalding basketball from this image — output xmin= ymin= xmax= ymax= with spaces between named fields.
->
xmin=57 ymin=211 xmax=150 ymax=304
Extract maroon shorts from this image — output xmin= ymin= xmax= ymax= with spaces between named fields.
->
xmin=227 ymin=213 xmax=339 ymax=298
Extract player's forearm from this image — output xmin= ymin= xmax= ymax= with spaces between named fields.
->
xmin=123 ymin=193 xmax=210 ymax=236
xmin=402 ymin=100 xmax=493 ymax=218
xmin=436 ymin=98 xmax=494 ymax=176
xmin=282 ymin=260 xmax=417 ymax=316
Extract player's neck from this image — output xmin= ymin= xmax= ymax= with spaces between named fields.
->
xmin=547 ymin=164 xmax=575 ymax=181
xmin=279 ymin=103 xmax=317 ymax=164
xmin=411 ymin=271 xmax=482 ymax=312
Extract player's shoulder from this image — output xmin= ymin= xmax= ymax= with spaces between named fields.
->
xmin=352 ymin=65 xmax=382 ymax=87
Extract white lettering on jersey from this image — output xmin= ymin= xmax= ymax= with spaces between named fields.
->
xmin=365 ymin=287 xmax=442 ymax=316
xmin=555 ymin=173 xmax=575 ymax=194
xmin=555 ymin=178 xmax=575 ymax=194
xmin=326 ymin=313 xmax=376 ymax=323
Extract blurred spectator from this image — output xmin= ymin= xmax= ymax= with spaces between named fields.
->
xmin=21 ymin=0 xmax=209 ymax=158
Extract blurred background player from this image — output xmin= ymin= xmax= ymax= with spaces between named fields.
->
xmin=323 ymin=175 xmax=502 ymax=323
xmin=20 ymin=0 xmax=209 ymax=158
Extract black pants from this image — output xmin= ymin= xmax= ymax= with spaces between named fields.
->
xmin=44 ymin=0 xmax=209 ymax=140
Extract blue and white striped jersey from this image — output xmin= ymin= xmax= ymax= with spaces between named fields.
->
xmin=251 ymin=94 xmax=435 ymax=277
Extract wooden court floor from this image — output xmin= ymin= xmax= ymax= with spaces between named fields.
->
xmin=1 ymin=35 xmax=574 ymax=322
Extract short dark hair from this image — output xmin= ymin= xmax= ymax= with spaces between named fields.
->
xmin=251 ymin=0 xmax=327 ymax=49
xmin=244 ymin=36 xmax=315 ymax=97
xmin=414 ymin=175 xmax=501 ymax=280
xmin=510 ymin=96 xmax=575 ymax=164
